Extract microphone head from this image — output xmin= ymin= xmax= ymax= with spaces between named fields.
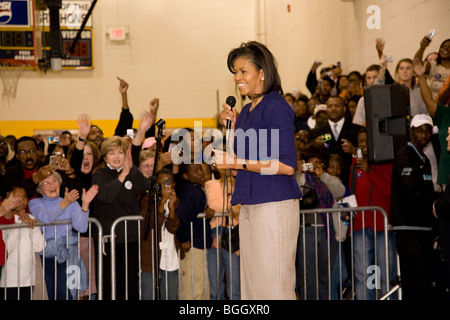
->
xmin=226 ymin=96 xmax=236 ymax=109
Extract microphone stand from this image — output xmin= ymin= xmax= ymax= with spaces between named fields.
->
xmin=144 ymin=118 xmax=165 ymax=300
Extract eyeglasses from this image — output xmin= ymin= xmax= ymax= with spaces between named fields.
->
xmin=19 ymin=149 xmax=36 ymax=156
xmin=42 ymin=180 xmax=58 ymax=187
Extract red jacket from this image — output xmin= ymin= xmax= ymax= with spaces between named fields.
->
xmin=348 ymin=158 xmax=393 ymax=231
xmin=0 ymin=214 xmax=15 ymax=266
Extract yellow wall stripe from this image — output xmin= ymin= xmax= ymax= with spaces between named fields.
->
xmin=0 ymin=118 xmax=217 ymax=138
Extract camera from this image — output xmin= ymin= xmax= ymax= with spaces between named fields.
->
xmin=385 ymin=55 xmax=394 ymax=63
xmin=48 ymin=136 xmax=60 ymax=144
xmin=302 ymin=163 xmax=314 ymax=172
xmin=356 ymin=147 xmax=363 ymax=159
xmin=337 ymin=61 xmax=341 ymax=67
xmin=126 ymin=129 xmax=135 ymax=139
xmin=49 ymin=155 xmax=57 ymax=167
xmin=321 ymin=133 xmax=332 ymax=142
xmin=164 ymin=177 xmax=171 ymax=189
xmin=427 ymin=29 xmax=436 ymax=40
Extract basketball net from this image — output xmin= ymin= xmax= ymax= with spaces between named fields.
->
xmin=0 ymin=61 xmax=25 ymax=105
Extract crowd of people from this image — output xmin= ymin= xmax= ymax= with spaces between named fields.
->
xmin=0 ymin=34 xmax=450 ymax=301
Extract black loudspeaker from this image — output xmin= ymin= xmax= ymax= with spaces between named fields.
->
xmin=364 ymin=84 xmax=411 ymax=163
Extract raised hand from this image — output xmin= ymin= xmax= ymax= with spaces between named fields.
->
xmin=139 ymin=111 xmax=155 ymax=133
xmin=117 ymin=76 xmax=129 ymax=95
xmin=81 ymin=185 xmax=99 ymax=211
xmin=0 ymin=194 xmax=22 ymax=217
xmin=64 ymin=187 xmax=80 ymax=204
xmin=75 ymin=114 xmax=91 ymax=140
xmin=412 ymin=58 xmax=426 ymax=76
xmin=149 ymin=98 xmax=159 ymax=118
xmin=60 ymin=187 xmax=80 ymax=210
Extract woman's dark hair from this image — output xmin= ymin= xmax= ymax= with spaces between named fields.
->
xmin=156 ymin=167 xmax=173 ymax=178
xmin=321 ymin=76 xmax=336 ymax=88
xmin=297 ymin=94 xmax=309 ymax=104
xmin=358 ymin=126 xmax=368 ymax=136
xmin=300 ymin=140 xmax=330 ymax=165
xmin=348 ymin=70 xmax=362 ymax=80
xmin=436 ymin=39 xmax=450 ymax=65
xmin=66 ymin=140 xmax=101 ymax=172
xmin=227 ymin=41 xmax=283 ymax=99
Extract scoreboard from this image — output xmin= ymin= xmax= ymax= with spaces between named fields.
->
xmin=0 ymin=0 xmax=37 ymax=66
xmin=0 ymin=0 xmax=94 ymax=70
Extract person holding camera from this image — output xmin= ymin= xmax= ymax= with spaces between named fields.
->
xmin=414 ymin=35 xmax=450 ymax=99
xmin=347 ymin=127 xmax=397 ymax=300
xmin=309 ymin=96 xmax=362 ymax=188
xmin=294 ymin=141 xmax=346 ymax=300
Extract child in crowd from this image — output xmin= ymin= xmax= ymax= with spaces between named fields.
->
xmin=0 ymin=185 xmax=46 ymax=300
xmin=175 ymin=163 xmax=214 ymax=300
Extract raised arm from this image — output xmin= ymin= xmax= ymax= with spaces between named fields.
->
xmin=412 ymin=58 xmax=437 ymax=117
xmin=115 ymin=77 xmax=134 ymax=136
xmin=414 ymin=36 xmax=432 ymax=73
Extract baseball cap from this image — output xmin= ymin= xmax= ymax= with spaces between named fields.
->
xmin=410 ymin=114 xmax=433 ymax=128
xmin=314 ymin=104 xmax=327 ymax=116
xmin=142 ymin=137 xmax=156 ymax=150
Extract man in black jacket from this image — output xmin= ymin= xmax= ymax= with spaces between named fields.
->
xmin=309 ymin=96 xmax=362 ymax=187
xmin=390 ymin=114 xmax=438 ymax=300
xmin=432 ymin=127 xmax=450 ymax=297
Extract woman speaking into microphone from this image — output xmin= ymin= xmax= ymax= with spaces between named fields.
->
xmin=213 ymin=41 xmax=301 ymax=300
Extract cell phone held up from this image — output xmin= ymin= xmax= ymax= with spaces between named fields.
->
xmin=356 ymin=147 xmax=363 ymax=159
xmin=48 ymin=136 xmax=60 ymax=144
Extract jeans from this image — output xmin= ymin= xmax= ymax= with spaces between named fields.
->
xmin=141 ymin=270 xmax=179 ymax=300
xmin=330 ymin=243 xmax=349 ymax=300
xmin=44 ymin=257 xmax=70 ymax=300
xmin=353 ymin=228 xmax=397 ymax=300
xmin=297 ymin=226 xmax=338 ymax=300
xmin=208 ymin=247 xmax=240 ymax=300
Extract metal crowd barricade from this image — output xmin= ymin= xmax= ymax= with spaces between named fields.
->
xmin=108 ymin=215 xmax=143 ymax=300
xmin=298 ymin=206 xmax=394 ymax=300
xmin=0 ymin=217 xmax=103 ymax=300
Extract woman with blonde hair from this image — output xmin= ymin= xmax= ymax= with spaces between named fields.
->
xmin=91 ymin=136 xmax=150 ymax=300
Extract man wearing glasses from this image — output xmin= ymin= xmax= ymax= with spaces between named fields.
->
xmin=4 ymin=136 xmax=44 ymax=200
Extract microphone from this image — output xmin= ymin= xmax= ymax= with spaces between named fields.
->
xmin=225 ymin=96 xmax=236 ymax=143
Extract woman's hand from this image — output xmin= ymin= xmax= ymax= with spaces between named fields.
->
xmin=220 ymin=101 xmax=237 ymax=129
xmin=412 ymin=58 xmax=426 ymax=77
xmin=75 ymin=114 xmax=91 ymax=141
xmin=356 ymin=158 xmax=371 ymax=174
xmin=149 ymin=98 xmax=160 ymax=118
xmin=81 ymin=184 xmax=99 ymax=211
xmin=341 ymin=139 xmax=356 ymax=155
xmin=60 ymin=187 xmax=80 ymax=210
xmin=212 ymin=147 xmax=236 ymax=170
xmin=118 ymin=146 xmax=133 ymax=182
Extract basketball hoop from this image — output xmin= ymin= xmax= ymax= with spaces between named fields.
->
xmin=0 ymin=59 xmax=26 ymax=104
